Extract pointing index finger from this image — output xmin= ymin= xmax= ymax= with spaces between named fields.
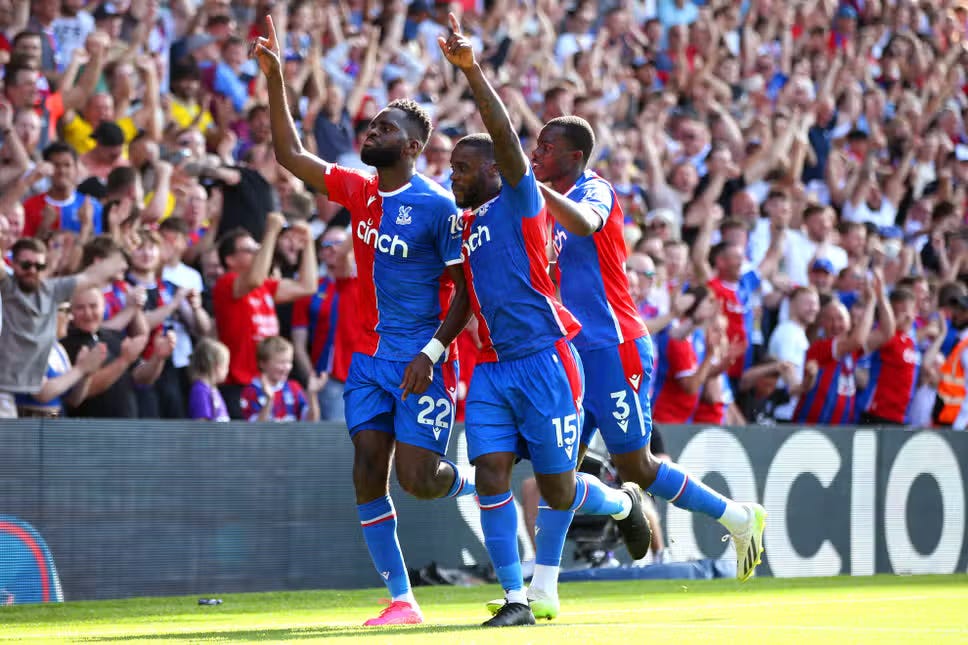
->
xmin=448 ymin=12 xmax=461 ymax=35
xmin=265 ymin=15 xmax=277 ymax=48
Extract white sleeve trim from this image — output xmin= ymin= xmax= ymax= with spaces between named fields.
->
xmin=444 ymin=257 xmax=464 ymax=266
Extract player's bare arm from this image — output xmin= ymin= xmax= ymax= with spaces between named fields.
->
xmin=252 ymin=16 xmax=331 ymax=196
xmin=438 ymin=13 xmax=529 ymax=186
xmin=400 ymin=265 xmax=471 ymax=400
xmin=538 ymin=183 xmax=603 ymax=237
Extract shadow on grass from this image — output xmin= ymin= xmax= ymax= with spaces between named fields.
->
xmin=72 ymin=621 xmax=542 ymax=642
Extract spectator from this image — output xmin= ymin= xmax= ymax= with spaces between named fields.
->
xmin=793 ymin=277 xmax=880 ymax=425
xmin=240 ymin=335 xmax=321 ymax=422
xmin=187 ymin=337 xmax=230 ymax=422
xmin=22 ymin=142 xmax=103 ymax=237
xmin=0 ymin=236 xmax=124 ymax=417
xmin=737 ymin=358 xmax=810 ymax=426
xmin=860 ymin=287 xmax=915 ymax=425
xmin=14 ymin=300 xmax=107 ymax=418
xmin=652 ymin=286 xmax=722 ymax=424
xmin=291 ymin=224 xmax=359 ymax=422
xmin=60 ymin=284 xmax=173 ymax=418
xmin=78 ymin=120 xmax=128 ymax=185
xmin=159 ymin=217 xmax=212 ymax=393
xmin=212 ymin=213 xmax=317 ymax=418
xmin=934 ymin=295 xmax=968 ymax=430
xmin=768 ymin=286 xmax=821 ymax=422
xmin=692 ymin=312 xmax=742 ymax=425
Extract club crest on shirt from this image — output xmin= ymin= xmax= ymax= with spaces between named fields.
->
xmin=396 ymin=205 xmax=412 ymax=225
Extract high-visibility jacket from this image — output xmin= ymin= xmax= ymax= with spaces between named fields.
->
xmin=935 ymin=335 xmax=968 ymax=426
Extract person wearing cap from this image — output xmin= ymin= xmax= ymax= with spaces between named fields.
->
xmin=934 ymin=295 xmax=968 ymax=430
xmin=78 ymin=120 xmax=129 ymax=183
xmin=91 ymin=2 xmax=123 ymax=39
xmin=829 ymin=4 xmax=858 ymax=52
xmin=182 ymin=31 xmax=250 ymax=114
xmin=61 ymin=94 xmax=136 ymax=156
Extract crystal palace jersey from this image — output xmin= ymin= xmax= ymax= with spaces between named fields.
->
xmin=794 ymin=337 xmax=860 ymax=424
xmin=863 ymin=330 xmax=919 ymax=424
xmin=461 ymin=168 xmax=581 ymax=362
xmin=323 ymin=167 xmax=463 ymax=362
xmin=552 ymin=170 xmax=648 ymax=352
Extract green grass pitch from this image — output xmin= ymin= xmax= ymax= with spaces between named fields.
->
xmin=2 ymin=574 xmax=966 ymax=644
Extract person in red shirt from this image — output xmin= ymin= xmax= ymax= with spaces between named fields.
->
xmin=862 ymin=288 xmax=917 ymax=425
xmin=292 ymin=224 xmax=360 ymax=421
xmin=692 ymin=208 xmax=786 ymax=385
xmin=213 ymin=212 xmax=317 ymax=418
xmin=692 ymin=313 xmax=741 ymax=425
xmin=794 ymin=276 xmax=880 ymax=425
xmin=652 ymin=287 xmax=724 ymax=424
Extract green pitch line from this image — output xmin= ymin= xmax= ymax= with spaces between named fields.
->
xmin=2 ymin=575 xmax=966 ymax=644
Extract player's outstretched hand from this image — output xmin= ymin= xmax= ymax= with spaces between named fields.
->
xmin=250 ymin=16 xmax=282 ymax=78
xmin=437 ymin=13 xmax=475 ymax=70
xmin=400 ymin=353 xmax=434 ymax=401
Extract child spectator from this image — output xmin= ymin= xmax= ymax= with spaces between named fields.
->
xmin=240 ymin=336 xmax=320 ymax=423
xmin=187 ymin=338 xmax=230 ymax=422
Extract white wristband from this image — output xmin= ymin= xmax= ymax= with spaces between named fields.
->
xmin=420 ymin=338 xmax=446 ymax=364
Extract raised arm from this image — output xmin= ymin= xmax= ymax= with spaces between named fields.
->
xmin=234 ymin=211 xmax=286 ymax=299
xmin=274 ymin=222 xmax=319 ymax=304
xmin=252 ymin=16 xmax=331 ymax=195
xmin=836 ymin=281 xmax=877 ymax=360
xmin=73 ymin=251 xmax=128 ymax=293
xmin=439 ymin=13 xmax=529 ymax=186
xmin=862 ymin=272 xmax=896 ymax=353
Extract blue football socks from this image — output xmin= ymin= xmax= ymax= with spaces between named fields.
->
xmin=441 ymin=458 xmax=476 ymax=498
xmin=358 ymin=496 xmax=411 ymax=600
xmin=571 ymin=472 xmax=630 ymax=517
xmin=647 ymin=461 xmax=728 ymax=519
xmin=478 ymin=492 xmax=523 ymax=593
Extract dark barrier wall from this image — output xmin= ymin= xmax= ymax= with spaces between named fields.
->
xmin=1 ymin=421 xmax=966 ymax=601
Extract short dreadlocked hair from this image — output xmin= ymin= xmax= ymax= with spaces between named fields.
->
xmin=386 ymin=98 xmax=433 ymax=149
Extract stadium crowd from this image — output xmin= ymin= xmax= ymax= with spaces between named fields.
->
xmin=0 ymin=0 xmax=967 ymax=428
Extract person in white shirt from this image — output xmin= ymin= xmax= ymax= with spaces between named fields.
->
xmin=768 ymin=286 xmax=821 ymax=421
xmin=784 ymin=204 xmax=849 ymax=286
xmin=842 ymin=151 xmax=910 ymax=230
xmin=158 ymin=217 xmax=211 ymax=376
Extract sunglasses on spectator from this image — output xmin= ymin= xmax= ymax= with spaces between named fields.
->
xmin=17 ymin=261 xmax=47 ymax=271
xmin=320 ymin=240 xmax=344 ymax=249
